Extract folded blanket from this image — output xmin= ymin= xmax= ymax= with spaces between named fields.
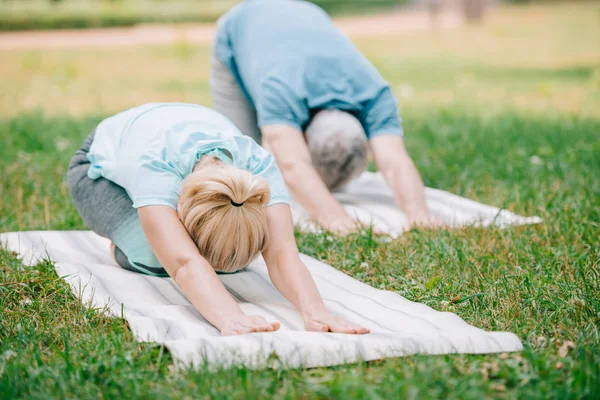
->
xmin=290 ymin=172 xmax=542 ymax=235
xmin=1 ymin=230 xmax=523 ymax=370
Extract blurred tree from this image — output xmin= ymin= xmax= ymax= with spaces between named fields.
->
xmin=462 ymin=0 xmax=484 ymax=22
xmin=427 ymin=0 xmax=443 ymax=28
xmin=310 ymin=0 xmax=405 ymax=14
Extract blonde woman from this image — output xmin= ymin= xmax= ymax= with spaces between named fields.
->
xmin=67 ymin=102 xmax=369 ymax=336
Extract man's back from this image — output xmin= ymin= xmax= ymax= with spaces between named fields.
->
xmin=215 ymin=0 xmax=388 ymax=130
xmin=227 ymin=0 xmax=353 ymax=68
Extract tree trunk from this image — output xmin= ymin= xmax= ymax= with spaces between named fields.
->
xmin=462 ymin=0 xmax=485 ymax=23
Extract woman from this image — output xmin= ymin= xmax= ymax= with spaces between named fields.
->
xmin=67 ymin=102 xmax=369 ymax=336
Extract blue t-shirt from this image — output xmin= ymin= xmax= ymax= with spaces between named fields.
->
xmin=86 ymin=102 xmax=289 ymax=275
xmin=215 ymin=0 xmax=403 ymax=138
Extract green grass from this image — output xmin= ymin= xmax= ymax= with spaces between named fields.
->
xmin=0 ymin=0 xmax=404 ymax=31
xmin=1 ymin=109 xmax=598 ymax=399
xmin=1 ymin=2 xmax=600 ymax=399
xmin=0 ymin=0 xmax=237 ymax=31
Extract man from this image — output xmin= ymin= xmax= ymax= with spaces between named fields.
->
xmin=211 ymin=0 xmax=442 ymax=234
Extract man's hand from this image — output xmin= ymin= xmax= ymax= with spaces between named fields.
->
xmin=406 ymin=212 xmax=446 ymax=231
xmin=219 ymin=315 xmax=281 ymax=336
xmin=303 ymin=309 xmax=370 ymax=334
xmin=371 ymin=135 xmax=445 ymax=231
xmin=317 ymin=214 xmax=358 ymax=235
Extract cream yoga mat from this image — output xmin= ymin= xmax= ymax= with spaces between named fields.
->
xmin=1 ymin=230 xmax=523 ymax=370
xmin=289 ymin=172 xmax=542 ymax=236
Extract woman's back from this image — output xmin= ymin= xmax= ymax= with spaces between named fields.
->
xmin=87 ymin=102 xmax=288 ymax=211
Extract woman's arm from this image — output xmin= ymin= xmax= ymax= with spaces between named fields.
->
xmin=261 ymin=204 xmax=369 ymax=334
xmin=138 ymin=205 xmax=280 ymax=335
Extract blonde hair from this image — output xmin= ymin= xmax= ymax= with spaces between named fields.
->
xmin=177 ymin=158 xmax=270 ymax=273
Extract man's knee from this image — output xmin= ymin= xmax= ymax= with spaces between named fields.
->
xmin=305 ymin=109 xmax=369 ymax=190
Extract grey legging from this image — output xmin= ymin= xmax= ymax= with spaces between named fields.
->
xmin=67 ymin=130 xmax=146 ymax=273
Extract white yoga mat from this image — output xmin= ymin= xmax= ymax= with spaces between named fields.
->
xmin=1 ymin=230 xmax=523 ymax=370
xmin=290 ymin=172 xmax=542 ymax=235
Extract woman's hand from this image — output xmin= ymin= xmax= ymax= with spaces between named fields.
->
xmin=139 ymin=206 xmax=255 ymax=334
xmin=263 ymin=205 xmax=369 ymax=335
xmin=219 ymin=315 xmax=281 ymax=336
xmin=303 ymin=309 xmax=370 ymax=334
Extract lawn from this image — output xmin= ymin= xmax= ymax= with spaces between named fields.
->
xmin=0 ymin=0 xmax=403 ymax=31
xmin=1 ymin=2 xmax=599 ymax=399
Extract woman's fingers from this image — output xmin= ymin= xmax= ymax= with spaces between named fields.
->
xmin=311 ymin=317 xmax=371 ymax=335
xmin=270 ymin=321 xmax=281 ymax=331
xmin=248 ymin=317 xmax=280 ymax=332
xmin=220 ymin=316 xmax=281 ymax=336
xmin=221 ymin=327 xmax=246 ymax=336
xmin=241 ymin=318 xmax=281 ymax=333
xmin=225 ymin=317 xmax=368 ymax=335
xmin=305 ymin=320 xmax=329 ymax=332
xmin=327 ymin=321 xmax=357 ymax=334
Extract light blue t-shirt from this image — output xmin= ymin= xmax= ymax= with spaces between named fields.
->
xmin=215 ymin=0 xmax=403 ymax=137
xmin=88 ymin=102 xmax=289 ymax=208
xmin=86 ymin=102 xmax=289 ymax=275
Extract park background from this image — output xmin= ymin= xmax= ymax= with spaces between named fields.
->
xmin=1 ymin=0 xmax=599 ymax=398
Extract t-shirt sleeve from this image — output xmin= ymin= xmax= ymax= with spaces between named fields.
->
xmin=358 ymin=86 xmax=404 ymax=139
xmin=256 ymin=78 xmax=309 ymax=132
xmin=233 ymin=136 xmax=290 ymax=206
xmin=214 ymin=13 xmax=235 ymax=69
xmin=126 ymin=159 xmax=183 ymax=209
xmin=87 ymin=129 xmax=184 ymax=210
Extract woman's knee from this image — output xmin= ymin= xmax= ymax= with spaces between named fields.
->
xmin=68 ymin=167 xmax=136 ymax=239
xmin=67 ymin=156 xmax=93 ymax=212
xmin=67 ymin=131 xmax=96 ymax=195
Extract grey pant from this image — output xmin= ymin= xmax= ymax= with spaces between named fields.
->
xmin=210 ymin=54 xmax=262 ymax=144
xmin=67 ymin=130 xmax=137 ymax=271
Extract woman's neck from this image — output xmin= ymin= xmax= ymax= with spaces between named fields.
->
xmin=193 ymin=155 xmax=223 ymax=173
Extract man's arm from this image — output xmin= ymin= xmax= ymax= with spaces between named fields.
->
xmin=138 ymin=205 xmax=280 ymax=335
xmin=370 ymin=135 xmax=444 ymax=229
xmin=262 ymin=204 xmax=369 ymax=334
xmin=261 ymin=124 xmax=357 ymax=234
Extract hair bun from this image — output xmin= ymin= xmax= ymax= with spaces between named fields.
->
xmin=177 ymin=165 xmax=271 ymax=273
